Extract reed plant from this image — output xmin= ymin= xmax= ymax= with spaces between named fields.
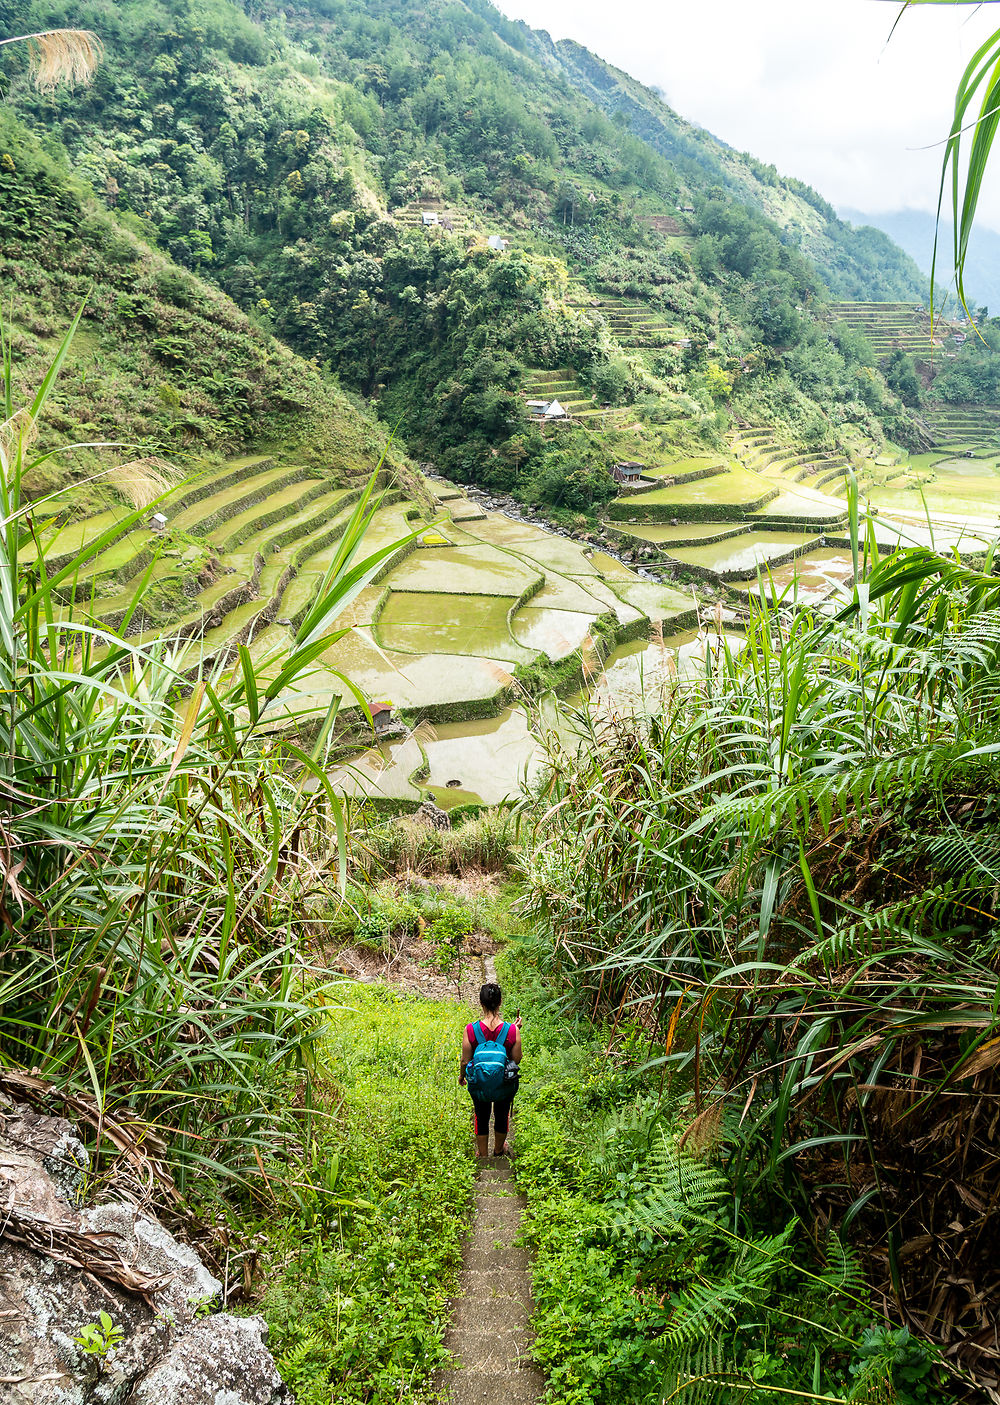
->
xmin=519 ymin=486 xmax=1000 ymax=1391
xmin=2 ymin=312 xmax=421 ymax=1198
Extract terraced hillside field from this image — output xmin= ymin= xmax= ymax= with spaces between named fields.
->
xmin=826 ymin=301 xmax=936 ymax=358
xmin=921 ymin=404 xmax=1000 ymax=451
xmin=587 ymin=297 xmax=686 ymax=349
xmin=600 ymin=443 xmax=850 ymax=601
xmin=602 ymin=431 xmax=991 ymax=606
xmin=40 ymin=456 xmax=695 ymax=804
xmin=521 ymin=368 xmax=630 ymax=429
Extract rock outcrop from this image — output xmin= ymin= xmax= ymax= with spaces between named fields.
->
xmin=0 ymin=1092 xmax=290 ymax=1404
xmin=414 ymin=799 xmax=451 ymax=831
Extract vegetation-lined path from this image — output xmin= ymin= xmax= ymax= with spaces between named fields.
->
xmin=437 ymin=951 xmax=542 ymax=1402
xmin=438 ymin=1160 xmax=544 ymax=1404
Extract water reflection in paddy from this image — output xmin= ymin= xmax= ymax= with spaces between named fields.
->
xmin=330 ymin=629 xmax=744 ymax=807
xmin=422 ymin=710 xmax=544 ymax=808
xmin=664 ymin=530 xmax=816 ymax=576
xmin=727 ymin=548 xmax=855 ymax=604
xmin=571 ymin=629 xmax=745 ymax=714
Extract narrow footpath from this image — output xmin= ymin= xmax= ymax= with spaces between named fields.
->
xmin=436 ymin=953 xmax=543 ymax=1403
xmin=438 ymin=1158 xmax=544 ymax=1404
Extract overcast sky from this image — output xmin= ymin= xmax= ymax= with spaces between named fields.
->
xmin=495 ymin=0 xmax=1000 ymax=231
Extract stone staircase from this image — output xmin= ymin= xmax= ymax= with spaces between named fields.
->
xmin=437 ymin=1160 xmax=543 ymax=1404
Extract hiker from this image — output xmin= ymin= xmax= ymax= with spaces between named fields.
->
xmin=459 ymin=982 xmax=522 ymax=1158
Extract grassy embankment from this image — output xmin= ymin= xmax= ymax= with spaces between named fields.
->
xmin=258 ymin=986 xmax=476 ymax=1405
xmin=0 ymin=109 xmax=398 ymax=503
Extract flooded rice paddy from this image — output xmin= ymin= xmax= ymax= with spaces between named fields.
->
xmin=44 ymin=438 xmax=1000 ymax=814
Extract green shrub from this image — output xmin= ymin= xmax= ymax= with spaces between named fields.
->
xmin=429 ymin=906 xmax=475 ymax=975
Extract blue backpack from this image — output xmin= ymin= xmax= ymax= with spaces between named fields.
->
xmin=467 ymin=1021 xmax=517 ymax=1099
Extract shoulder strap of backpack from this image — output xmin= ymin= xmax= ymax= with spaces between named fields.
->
xmin=472 ymin=1021 xmax=486 ymax=1047
xmin=499 ymin=1022 xmax=510 ymax=1045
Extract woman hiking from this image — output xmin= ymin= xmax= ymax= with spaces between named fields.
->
xmin=459 ymin=982 xmax=521 ymax=1158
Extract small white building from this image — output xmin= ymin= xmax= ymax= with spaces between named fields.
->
xmin=488 ymin=234 xmax=508 ymax=252
xmin=421 ymin=210 xmax=439 ymax=227
xmin=542 ymin=399 xmax=567 ymax=420
xmin=150 ymin=512 xmax=168 ymax=533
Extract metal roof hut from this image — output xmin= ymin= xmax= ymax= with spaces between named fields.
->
xmin=543 ymin=399 xmax=568 ymax=420
xmin=370 ymin=702 xmax=396 ymax=736
xmin=612 ymin=461 xmax=644 ymax=484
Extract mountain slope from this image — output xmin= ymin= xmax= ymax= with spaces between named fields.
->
xmin=841 ymin=205 xmax=1000 ymax=315
xmin=0 ymin=107 xmax=398 ymax=503
xmin=2 ymin=0 xmax=927 ymax=501
xmin=519 ymin=28 xmax=927 ymax=303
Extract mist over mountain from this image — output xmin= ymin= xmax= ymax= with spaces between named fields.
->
xmin=840 ymin=205 xmax=1000 ymax=315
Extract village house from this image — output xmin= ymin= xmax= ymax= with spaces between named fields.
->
xmin=611 ymin=461 xmax=644 ymax=485
xmin=370 ymin=702 xmax=396 ymax=737
xmin=487 ymin=234 xmax=508 ymax=251
xmin=526 ymin=398 xmax=568 ymax=421
xmin=421 ymin=210 xmax=439 ymax=227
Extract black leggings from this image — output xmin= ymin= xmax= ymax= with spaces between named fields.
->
xmin=471 ymin=1094 xmax=514 ymax=1138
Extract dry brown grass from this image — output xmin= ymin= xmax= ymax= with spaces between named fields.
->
xmin=106 ymin=456 xmax=178 ymax=509
xmin=18 ymin=29 xmax=103 ymax=90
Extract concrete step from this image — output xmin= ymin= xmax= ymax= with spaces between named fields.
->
xmin=443 ymin=1367 xmax=545 ymax=1403
xmin=444 ymin=1328 xmax=536 ymax=1374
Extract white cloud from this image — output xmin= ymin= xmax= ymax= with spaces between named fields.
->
xmin=495 ymin=0 xmax=1000 ymax=229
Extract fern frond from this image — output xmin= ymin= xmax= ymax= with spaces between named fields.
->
xmin=819 ymin=1233 xmax=865 ymax=1298
xmin=664 ymin=1222 xmax=798 ymax=1347
xmin=660 ymin=1337 xmax=742 ymax=1405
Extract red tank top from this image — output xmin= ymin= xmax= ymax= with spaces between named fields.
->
xmin=467 ymin=1020 xmax=517 ymax=1053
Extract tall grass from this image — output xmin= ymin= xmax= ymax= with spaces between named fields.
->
xmin=3 ymin=314 xmax=420 ymax=1196
xmin=519 ymin=497 xmax=1000 ymax=1390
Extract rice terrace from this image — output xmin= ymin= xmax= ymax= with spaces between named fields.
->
xmin=7 ymin=4 xmax=1000 ymax=1405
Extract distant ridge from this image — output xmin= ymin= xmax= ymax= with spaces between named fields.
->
xmin=840 ymin=205 xmax=1000 ymax=315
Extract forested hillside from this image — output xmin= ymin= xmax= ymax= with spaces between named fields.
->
xmin=2 ymin=0 xmax=928 ymax=506
xmin=0 ymin=106 xmax=398 ymax=500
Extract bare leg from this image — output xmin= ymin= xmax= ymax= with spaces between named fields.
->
xmin=493 ymin=1101 xmax=512 ymax=1156
xmin=475 ymin=1133 xmax=489 ymax=1158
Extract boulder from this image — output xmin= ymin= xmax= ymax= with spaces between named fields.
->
xmin=413 ymin=799 xmax=451 ymax=830
xmin=0 ymin=1095 xmax=289 ymax=1405
xmin=131 ymin=1316 xmax=289 ymax=1405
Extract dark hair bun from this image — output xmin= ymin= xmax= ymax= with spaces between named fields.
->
xmin=480 ymin=982 xmax=502 ymax=1012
